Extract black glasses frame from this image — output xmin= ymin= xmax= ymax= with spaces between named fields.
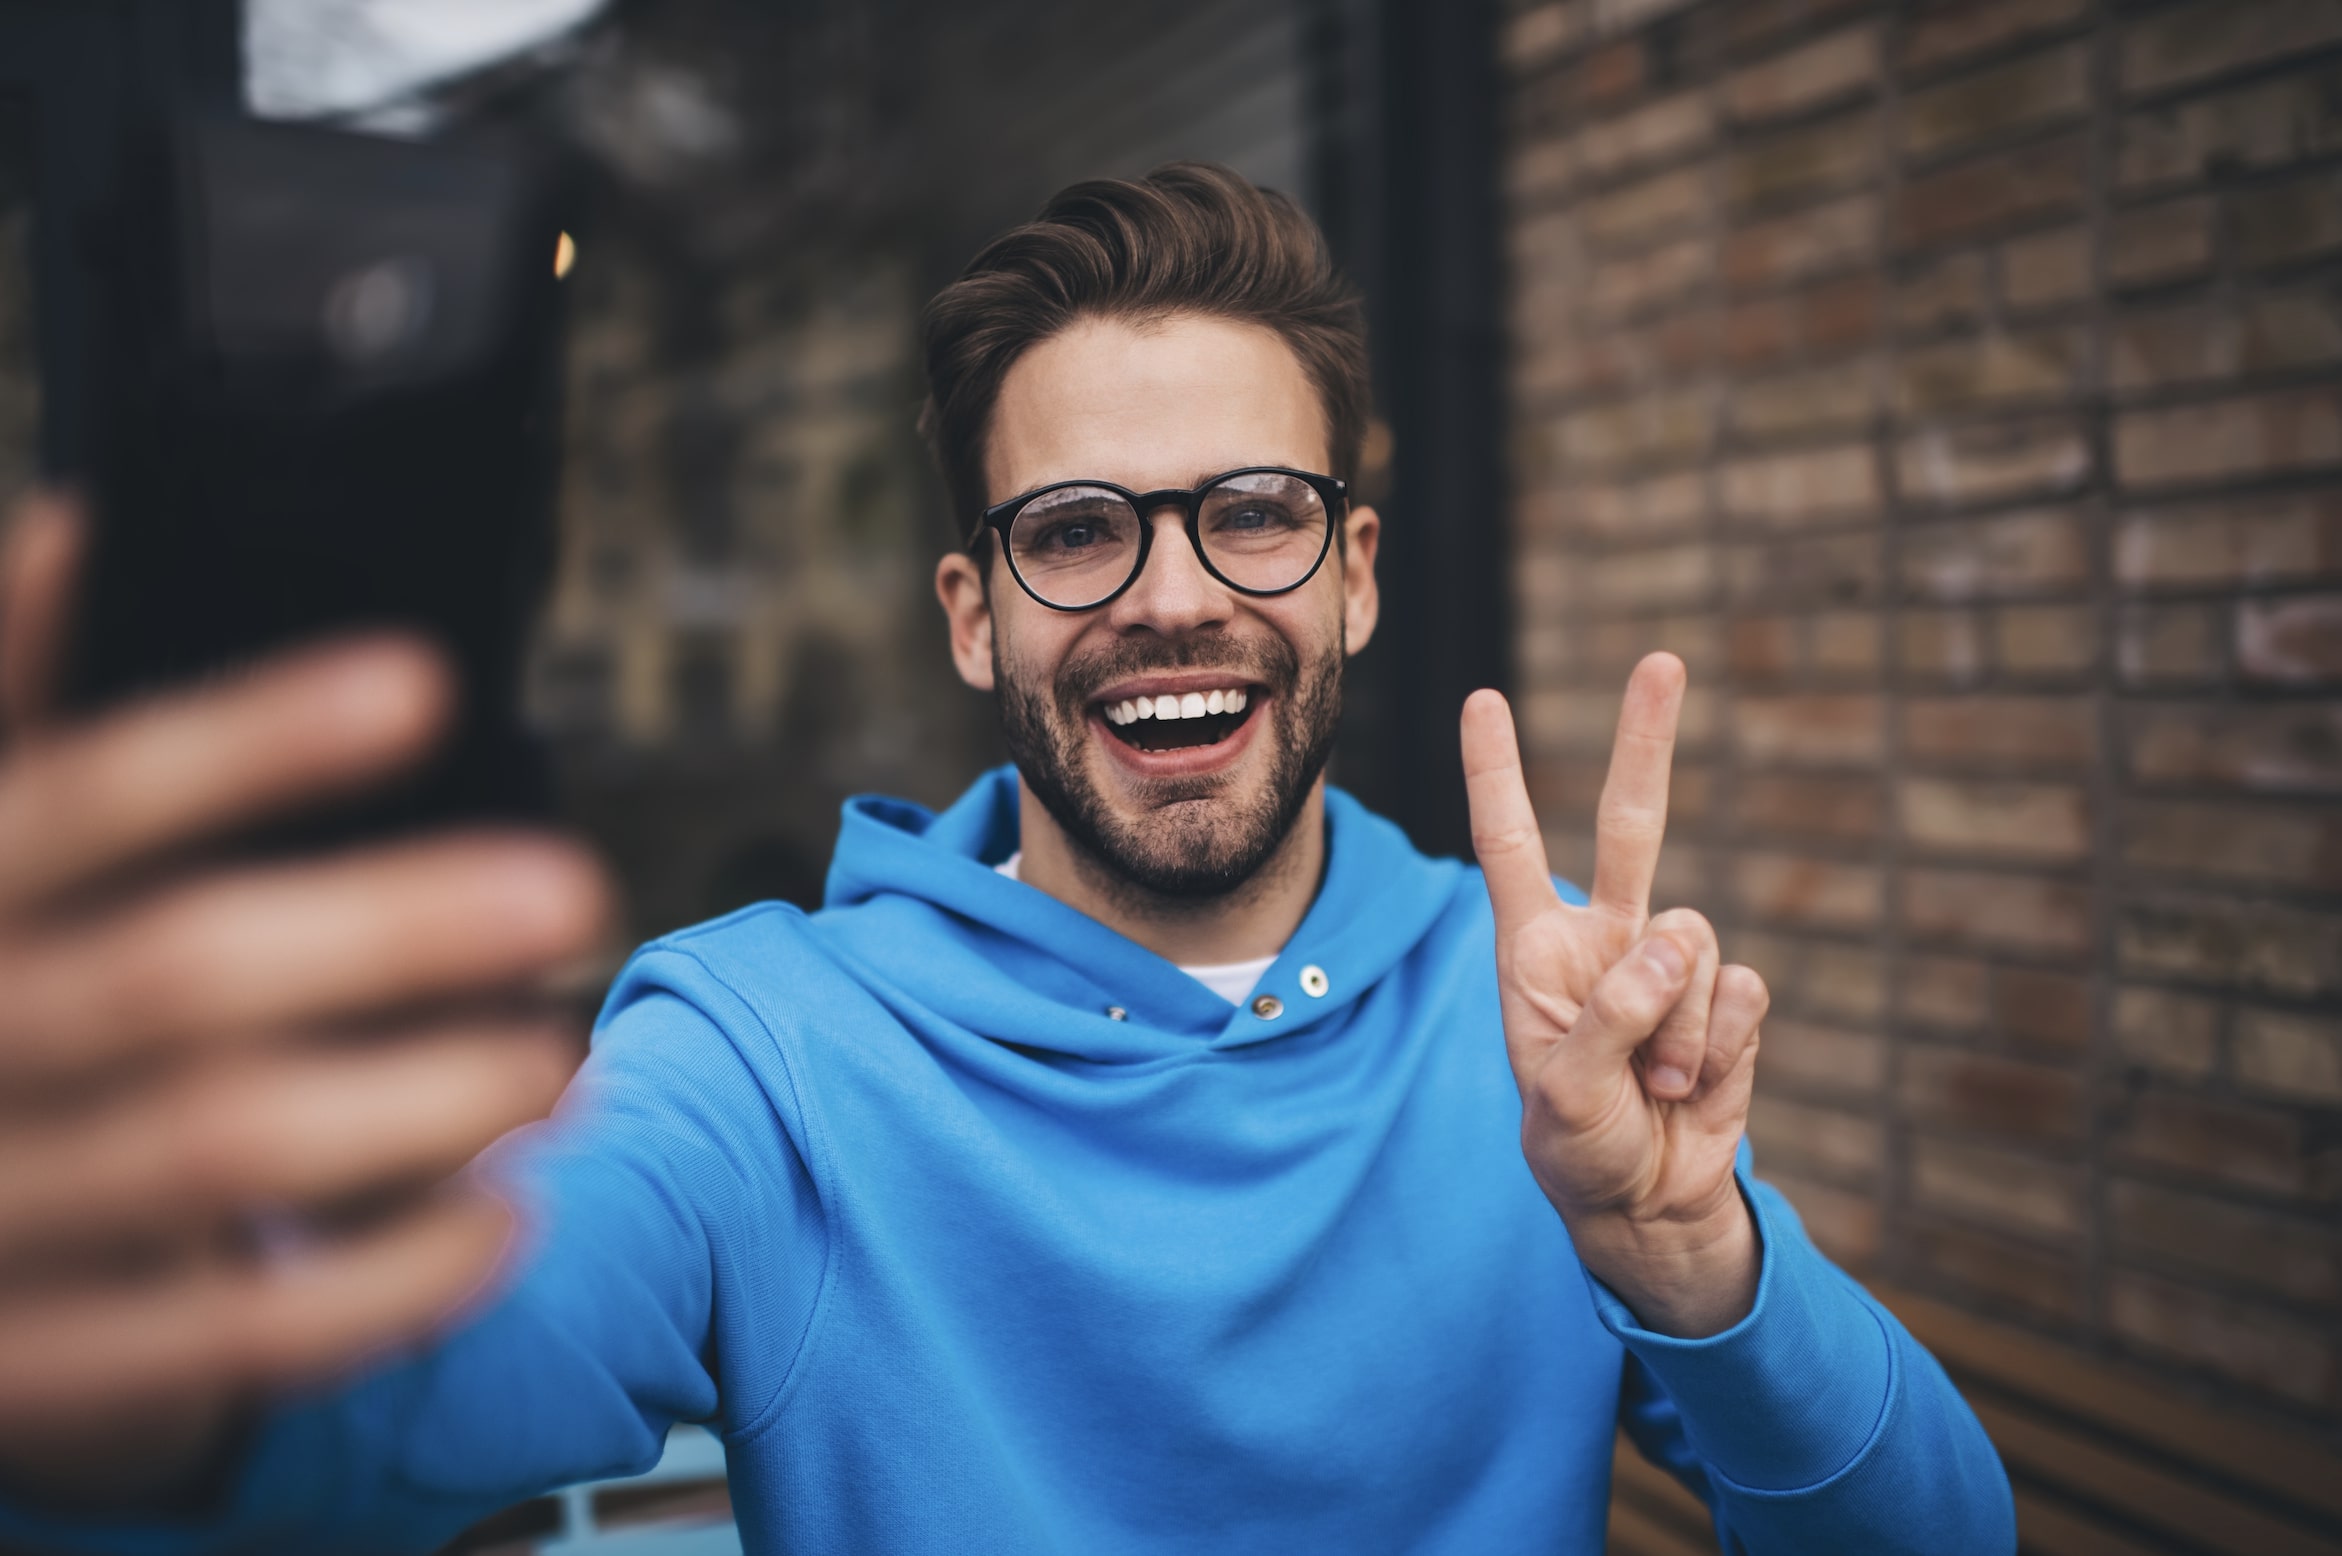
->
xmin=976 ymin=465 xmax=1348 ymax=613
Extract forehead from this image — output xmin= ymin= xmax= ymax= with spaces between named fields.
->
xmin=985 ymin=314 xmax=1330 ymax=502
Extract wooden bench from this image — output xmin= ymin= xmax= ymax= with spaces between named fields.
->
xmin=1608 ymin=1282 xmax=2342 ymax=1556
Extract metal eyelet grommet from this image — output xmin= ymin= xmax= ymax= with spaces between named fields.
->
xmin=1251 ymin=993 xmax=1284 ymax=1020
xmin=1299 ymin=965 xmax=1329 ymax=998
xmin=1106 ymin=1005 xmax=1128 ymax=1021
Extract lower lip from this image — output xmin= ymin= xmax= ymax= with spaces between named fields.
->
xmin=1090 ymin=698 xmax=1266 ymax=779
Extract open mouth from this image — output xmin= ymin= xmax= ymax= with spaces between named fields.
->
xmin=1097 ymin=687 xmax=1258 ymax=752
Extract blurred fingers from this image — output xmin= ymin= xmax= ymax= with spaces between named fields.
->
xmin=0 ymin=833 xmax=610 ymax=1080
xmin=1634 ymin=907 xmax=1719 ymax=1102
xmin=0 ymin=1187 xmax=515 ymax=1425
xmin=0 ymin=1020 xmax=576 ymax=1257
xmin=0 ymin=495 xmax=83 ymax=736
xmin=0 ymin=638 xmax=453 ymax=916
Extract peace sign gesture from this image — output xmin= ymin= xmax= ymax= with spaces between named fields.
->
xmin=1461 ymin=653 xmax=1769 ymax=1339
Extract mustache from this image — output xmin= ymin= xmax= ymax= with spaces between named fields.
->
xmin=1052 ymin=635 xmax=1300 ymax=712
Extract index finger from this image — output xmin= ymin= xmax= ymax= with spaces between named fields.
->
xmin=1589 ymin=652 xmax=1685 ymax=918
xmin=1461 ymin=688 xmax=1562 ymax=931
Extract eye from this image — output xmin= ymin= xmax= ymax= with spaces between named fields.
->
xmin=1035 ymin=520 xmax=1101 ymax=552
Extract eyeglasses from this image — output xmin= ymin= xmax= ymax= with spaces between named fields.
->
xmin=977 ymin=466 xmax=1346 ymax=612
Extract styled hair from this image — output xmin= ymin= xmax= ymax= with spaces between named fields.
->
xmin=920 ymin=162 xmax=1370 ymax=545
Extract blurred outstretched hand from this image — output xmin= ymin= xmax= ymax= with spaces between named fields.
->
xmin=0 ymin=493 xmax=609 ymax=1501
xmin=1462 ymin=653 xmax=1768 ymax=1338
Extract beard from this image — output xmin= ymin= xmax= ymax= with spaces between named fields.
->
xmin=996 ymin=625 xmax=1343 ymax=901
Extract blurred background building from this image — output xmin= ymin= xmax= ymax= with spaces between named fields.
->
xmin=4 ymin=0 xmax=2342 ymax=1552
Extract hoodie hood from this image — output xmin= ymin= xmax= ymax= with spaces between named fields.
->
xmin=815 ymin=765 xmax=1467 ymax=1063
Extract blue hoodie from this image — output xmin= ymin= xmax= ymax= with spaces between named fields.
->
xmin=3 ymin=769 xmax=2012 ymax=1554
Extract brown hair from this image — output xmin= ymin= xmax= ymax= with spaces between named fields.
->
xmin=920 ymin=162 xmax=1370 ymax=546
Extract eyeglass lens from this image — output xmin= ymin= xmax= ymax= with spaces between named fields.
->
xmin=1006 ymin=471 xmax=1329 ymax=609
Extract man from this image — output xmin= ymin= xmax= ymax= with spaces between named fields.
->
xmin=0 ymin=164 xmax=2012 ymax=1552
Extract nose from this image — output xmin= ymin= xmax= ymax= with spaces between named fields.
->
xmin=1104 ymin=504 xmax=1233 ymax=634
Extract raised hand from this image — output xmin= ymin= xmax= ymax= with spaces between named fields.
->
xmin=0 ymin=495 xmax=610 ymax=1502
xmin=1461 ymin=653 xmax=1769 ymax=1338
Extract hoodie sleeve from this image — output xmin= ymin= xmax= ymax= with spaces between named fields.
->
xmin=0 ymin=982 xmax=824 ymax=1555
xmin=1603 ymin=1143 xmax=2015 ymax=1556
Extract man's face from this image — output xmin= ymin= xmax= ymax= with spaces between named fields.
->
xmin=937 ymin=314 xmax=1380 ymax=899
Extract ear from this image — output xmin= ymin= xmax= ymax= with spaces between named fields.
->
xmin=936 ymin=548 xmax=996 ymax=691
xmin=1340 ymin=503 xmax=1381 ymax=656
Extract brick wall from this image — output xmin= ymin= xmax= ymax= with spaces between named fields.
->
xmin=1502 ymin=0 xmax=2342 ymax=1444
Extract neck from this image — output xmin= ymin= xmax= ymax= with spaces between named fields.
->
xmin=1013 ymin=777 xmax=1326 ymax=966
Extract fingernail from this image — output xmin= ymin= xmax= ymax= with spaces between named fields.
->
xmin=1644 ymin=937 xmax=1687 ymax=982
xmin=1649 ymin=1064 xmax=1692 ymax=1095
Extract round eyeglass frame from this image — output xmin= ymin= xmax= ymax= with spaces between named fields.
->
xmin=975 ymin=465 xmax=1348 ymax=613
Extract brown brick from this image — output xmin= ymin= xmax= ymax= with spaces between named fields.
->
xmin=1560 ymin=390 xmax=1715 ymax=471
xmin=2118 ymin=894 xmax=2342 ymax=999
xmin=1999 ymin=226 xmax=2091 ymax=311
xmin=2105 ymin=198 xmax=2216 ymax=289
xmin=1896 ymin=251 xmax=1989 ymax=335
xmin=2123 ymin=799 xmax=2342 ymax=890
xmin=1720 ymin=443 xmax=1879 ymax=526
xmin=2111 ymin=1088 xmax=2342 ymax=1201
xmin=1572 ymin=37 xmax=1646 ymax=112
xmin=1905 ymin=695 xmax=2097 ymax=771
xmin=2111 ymin=984 xmax=2222 ymax=1079
xmin=1501 ymin=2 xmax=1584 ymax=74
xmin=1802 ymin=941 xmax=1887 ymax=1023
xmin=2114 ymin=493 xmax=2342 ymax=591
xmin=1735 ymin=694 xmax=1885 ymax=768
xmin=1899 ymin=0 xmax=2089 ymax=77
xmin=1727 ymin=532 xmax=1881 ymax=606
xmin=1761 ymin=1016 xmax=1888 ymax=1095
xmin=1764 ymin=1168 xmax=1881 ymax=1267
xmin=1583 ymin=165 xmax=1710 ymax=248
xmin=1722 ymin=293 xmax=1799 ymax=370
xmin=1559 ymin=470 xmax=1710 ymax=539
xmin=2111 ymin=1179 xmax=2342 ymax=1306
xmin=1809 ymin=609 xmax=1882 ymax=674
xmin=2234 ymin=1007 xmax=2342 ymax=1104
xmin=2115 ymin=602 xmax=2222 ymax=685
xmin=1904 ymin=868 xmax=2092 ymax=956
xmin=1728 ymin=364 xmax=1877 ymax=440
xmin=2116 ymin=386 xmax=2342 ymax=491
xmin=1897 ymin=417 xmax=2092 ymax=509
xmin=1735 ymin=850 xmax=1883 ymax=930
xmin=1722 ymin=274 xmax=1882 ymax=369
xmin=1506 ymin=136 xmax=1577 ymax=204
xmin=1734 ymin=772 xmax=1883 ymax=839
xmin=1910 ymin=1135 xmax=2084 ymax=1239
xmin=2110 ymin=287 xmax=2342 ymax=394
xmin=1574 ymin=543 xmax=1714 ymax=614
xmin=1749 ymin=1093 xmax=1884 ymax=1181
xmin=2119 ymin=62 xmax=2342 ymax=192
xmin=2125 ymin=701 xmax=2342 ymax=793
xmin=1902 ymin=953 xmax=1991 ymax=1029
xmin=2120 ymin=0 xmax=2342 ymax=98
xmin=2237 ymin=593 xmax=2342 ymax=683
xmin=1902 ymin=507 xmax=2090 ymax=602
xmin=2108 ymin=1270 xmax=2336 ymax=1409
xmin=1996 ymin=604 xmax=2099 ymax=676
xmin=1902 ymin=43 xmax=2090 ymax=160
xmin=1729 ymin=615 xmax=1797 ymax=681
xmin=1899 ymin=609 xmax=1988 ymax=683
xmin=1578 ymin=91 xmax=1717 ymax=183
xmin=1895 ymin=135 xmax=2086 ymax=250
xmin=1895 ymin=327 xmax=2087 ymax=416
xmin=1908 ymin=1220 xmax=2086 ymax=1323
xmin=1725 ymin=108 xmax=1879 ymax=212
xmin=2230 ymin=170 xmax=2342 ymax=269
xmin=1901 ymin=1043 xmax=2085 ymax=1143
xmin=1722 ymin=192 xmax=1877 ymax=293
xmin=1724 ymin=24 xmax=1880 ymax=125
xmin=1588 ymin=237 xmax=1711 ymax=319
xmin=1899 ymin=776 xmax=2090 ymax=862
xmin=1994 ymin=966 xmax=2092 ymax=1051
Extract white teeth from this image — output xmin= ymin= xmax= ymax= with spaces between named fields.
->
xmin=1104 ymin=688 xmax=1253 ymax=723
xmin=1179 ymin=692 xmax=1206 ymax=718
xmin=1118 ymin=699 xmax=1137 ymax=723
xmin=1228 ymin=689 xmax=1247 ymax=712
xmin=1153 ymin=694 xmax=1179 ymax=719
xmin=1132 ymin=699 xmax=1151 ymax=720
xmin=1205 ymin=690 xmax=1225 ymax=714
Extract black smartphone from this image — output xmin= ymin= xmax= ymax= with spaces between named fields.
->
xmin=63 ymin=112 xmax=570 ymax=846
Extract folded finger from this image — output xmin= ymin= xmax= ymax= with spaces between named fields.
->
xmin=0 ymin=833 xmax=610 ymax=1079
xmin=0 ymin=1187 xmax=514 ymax=1426
xmin=0 ymin=1021 xmax=576 ymax=1255
xmin=1635 ymin=906 xmax=1719 ymax=1102
xmin=1695 ymin=964 xmax=1768 ymax=1113
xmin=0 ymin=494 xmax=83 ymax=736
xmin=1546 ymin=925 xmax=1697 ymax=1120
xmin=0 ymin=637 xmax=451 ymax=916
